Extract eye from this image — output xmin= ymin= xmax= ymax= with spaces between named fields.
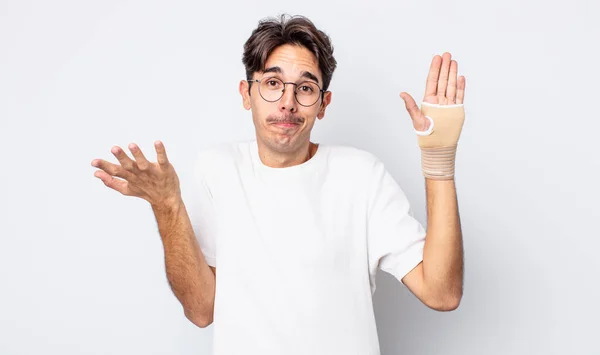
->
xmin=299 ymin=85 xmax=314 ymax=93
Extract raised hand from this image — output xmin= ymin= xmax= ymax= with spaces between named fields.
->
xmin=91 ymin=141 xmax=181 ymax=207
xmin=398 ymin=52 xmax=467 ymax=180
xmin=400 ymin=52 xmax=466 ymax=131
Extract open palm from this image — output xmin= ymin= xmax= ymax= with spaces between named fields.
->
xmin=91 ymin=141 xmax=181 ymax=207
xmin=400 ymin=52 xmax=466 ymax=131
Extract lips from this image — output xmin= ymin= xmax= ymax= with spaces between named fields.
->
xmin=273 ymin=122 xmax=299 ymax=127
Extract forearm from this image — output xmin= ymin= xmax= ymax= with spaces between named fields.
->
xmin=152 ymin=198 xmax=216 ymax=326
xmin=421 ymin=178 xmax=463 ymax=307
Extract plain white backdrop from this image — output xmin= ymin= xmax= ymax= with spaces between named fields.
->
xmin=1 ymin=0 xmax=599 ymax=354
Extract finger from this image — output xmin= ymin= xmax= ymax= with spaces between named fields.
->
xmin=424 ymin=55 xmax=442 ymax=98
xmin=93 ymin=169 xmax=130 ymax=195
xmin=447 ymin=60 xmax=458 ymax=104
xmin=111 ymin=146 xmax=136 ymax=172
xmin=154 ymin=141 xmax=170 ymax=169
xmin=91 ymin=158 xmax=132 ymax=180
xmin=128 ymin=143 xmax=151 ymax=170
xmin=456 ymin=76 xmax=466 ymax=104
xmin=400 ymin=92 xmax=420 ymax=118
xmin=437 ymin=52 xmax=452 ymax=103
xmin=400 ymin=92 xmax=430 ymax=131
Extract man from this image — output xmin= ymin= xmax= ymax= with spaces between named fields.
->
xmin=91 ymin=14 xmax=465 ymax=355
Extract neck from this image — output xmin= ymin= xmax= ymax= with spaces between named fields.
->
xmin=256 ymin=139 xmax=317 ymax=168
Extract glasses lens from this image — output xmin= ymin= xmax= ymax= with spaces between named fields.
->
xmin=257 ymin=77 xmax=321 ymax=106
xmin=295 ymin=81 xmax=320 ymax=106
xmin=259 ymin=77 xmax=284 ymax=102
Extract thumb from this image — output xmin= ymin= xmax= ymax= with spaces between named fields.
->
xmin=400 ymin=92 xmax=430 ymax=132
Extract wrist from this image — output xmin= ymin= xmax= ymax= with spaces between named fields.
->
xmin=420 ymin=145 xmax=457 ymax=180
xmin=151 ymin=195 xmax=184 ymax=213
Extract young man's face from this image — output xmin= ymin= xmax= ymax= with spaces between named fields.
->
xmin=239 ymin=44 xmax=332 ymax=154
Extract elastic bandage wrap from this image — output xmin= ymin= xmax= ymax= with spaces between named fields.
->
xmin=416 ymin=102 xmax=465 ymax=180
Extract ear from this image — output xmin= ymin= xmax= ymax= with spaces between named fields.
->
xmin=316 ymin=91 xmax=332 ymax=120
xmin=239 ymin=80 xmax=251 ymax=110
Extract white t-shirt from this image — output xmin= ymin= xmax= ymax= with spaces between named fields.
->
xmin=186 ymin=139 xmax=426 ymax=355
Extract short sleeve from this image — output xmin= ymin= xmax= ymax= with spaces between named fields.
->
xmin=367 ymin=159 xmax=426 ymax=287
xmin=185 ymin=152 xmax=218 ymax=267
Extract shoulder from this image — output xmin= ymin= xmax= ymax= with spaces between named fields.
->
xmin=324 ymin=145 xmax=400 ymax=199
xmin=324 ymin=144 xmax=384 ymax=173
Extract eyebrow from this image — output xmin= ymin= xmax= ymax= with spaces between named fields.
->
xmin=263 ymin=66 xmax=320 ymax=84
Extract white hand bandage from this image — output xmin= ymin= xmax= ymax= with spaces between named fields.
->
xmin=415 ymin=102 xmax=465 ymax=180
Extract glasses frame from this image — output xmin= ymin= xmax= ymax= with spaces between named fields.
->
xmin=247 ymin=76 xmax=326 ymax=107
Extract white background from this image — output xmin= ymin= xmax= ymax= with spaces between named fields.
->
xmin=1 ymin=0 xmax=599 ymax=354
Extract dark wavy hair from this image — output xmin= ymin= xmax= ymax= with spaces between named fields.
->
xmin=242 ymin=14 xmax=337 ymax=92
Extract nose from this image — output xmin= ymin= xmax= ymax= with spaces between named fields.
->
xmin=279 ymin=83 xmax=298 ymax=113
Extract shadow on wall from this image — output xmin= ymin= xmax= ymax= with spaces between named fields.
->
xmin=371 ymin=222 xmax=538 ymax=355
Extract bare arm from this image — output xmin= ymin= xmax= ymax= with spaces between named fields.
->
xmin=91 ymin=140 xmax=216 ymax=327
xmin=153 ymin=198 xmax=216 ymax=327
xmin=402 ymin=179 xmax=463 ymax=311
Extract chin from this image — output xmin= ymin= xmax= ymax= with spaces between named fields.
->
xmin=263 ymin=134 xmax=302 ymax=153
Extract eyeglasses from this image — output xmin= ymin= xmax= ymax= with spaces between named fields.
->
xmin=247 ymin=76 xmax=326 ymax=107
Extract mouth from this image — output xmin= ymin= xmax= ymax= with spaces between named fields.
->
xmin=272 ymin=122 xmax=300 ymax=128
